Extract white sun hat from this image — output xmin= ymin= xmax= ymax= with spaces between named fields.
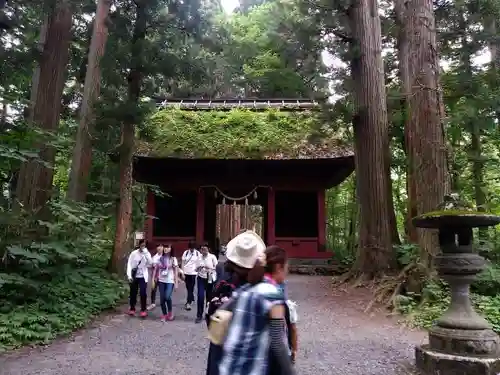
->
xmin=225 ymin=230 xmax=266 ymax=269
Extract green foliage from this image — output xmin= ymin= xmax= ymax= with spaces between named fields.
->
xmin=0 ymin=194 xmax=126 ymax=351
xmin=0 ymin=268 xmax=126 ymax=352
xmin=395 ymin=279 xmax=500 ymax=333
xmin=210 ymin=0 xmax=328 ymax=97
xmin=326 ymin=175 xmax=357 ymax=267
xmin=140 ymin=108 xmax=337 ymax=158
xmin=0 ymin=124 xmax=126 ymax=351
xmin=394 ymin=243 xmax=420 ymax=267
xmin=472 ymin=263 xmax=500 ymax=297
xmin=0 ymin=193 xmax=126 ymax=351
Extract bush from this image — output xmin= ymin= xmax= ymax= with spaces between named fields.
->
xmin=395 ymin=279 xmax=500 ymax=333
xmin=0 ymin=195 xmax=126 ymax=352
xmin=0 ymin=268 xmax=126 ymax=352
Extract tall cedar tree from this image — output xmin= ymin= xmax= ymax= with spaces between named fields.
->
xmin=398 ymin=0 xmax=450 ymax=266
xmin=15 ymin=0 xmax=72 ymax=211
xmin=348 ymin=0 xmax=397 ymax=278
xmin=109 ymin=0 xmax=147 ymax=273
xmin=68 ymin=0 xmax=112 ymax=201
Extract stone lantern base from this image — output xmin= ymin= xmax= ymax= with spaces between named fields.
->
xmin=416 ymin=345 xmax=500 ymax=375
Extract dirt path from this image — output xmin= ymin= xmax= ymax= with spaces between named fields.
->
xmin=0 ymin=275 xmax=425 ymax=375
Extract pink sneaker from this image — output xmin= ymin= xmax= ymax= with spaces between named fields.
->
xmin=128 ymin=310 xmax=136 ymax=316
xmin=139 ymin=311 xmax=147 ymax=318
xmin=160 ymin=315 xmax=167 ymax=322
xmin=166 ymin=312 xmax=174 ymax=321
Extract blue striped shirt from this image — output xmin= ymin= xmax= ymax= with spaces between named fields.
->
xmin=219 ymin=280 xmax=285 ymax=375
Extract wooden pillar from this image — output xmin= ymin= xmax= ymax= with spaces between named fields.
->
xmin=196 ymin=188 xmax=205 ymax=245
xmin=267 ymin=187 xmax=275 ymax=245
xmin=317 ymin=189 xmax=326 ymax=251
xmin=145 ymin=190 xmax=154 ymax=244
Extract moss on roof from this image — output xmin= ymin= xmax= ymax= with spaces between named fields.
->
xmin=136 ymin=109 xmax=353 ymax=159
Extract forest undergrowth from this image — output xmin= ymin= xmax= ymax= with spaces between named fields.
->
xmin=0 ymin=130 xmax=127 ymax=352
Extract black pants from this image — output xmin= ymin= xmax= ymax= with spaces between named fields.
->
xmin=206 ymin=343 xmax=222 ymax=375
xmin=197 ymin=276 xmax=213 ymax=319
xmin=150 ymin=282 xmax=158 ymax=304
xmin=185 ymin=274 xmax=196 ymax=304
xmin=129 ymin=277 xmax=147 ymax=312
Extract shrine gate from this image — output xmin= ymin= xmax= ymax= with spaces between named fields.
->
xmin=133 ymin=99 xmax=355 ymax=260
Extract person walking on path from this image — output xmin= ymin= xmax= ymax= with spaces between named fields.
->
xmin=218 ymin=245 xmax=295 ymax=375
xmin=182 ymin=241 xmax=201 ymax=311
xmin=152 ymin=244 xmax=178 ymax=321
xmin=126 ymin=239 xmax=153 ymax=318
xmin=206 ymin=230 xmax=266 ymax=375
xmin=195 ymin=243 xmax=218 ymax=323
xmin=147 ymin=244 xmax=163 ymax=311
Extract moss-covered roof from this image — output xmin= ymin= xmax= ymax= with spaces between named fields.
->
xmin=136 ymin=108 xmax=353 ymax=160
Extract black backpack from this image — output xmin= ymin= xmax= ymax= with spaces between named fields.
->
xmin=206 ymin=280 xmax=236 ymax=327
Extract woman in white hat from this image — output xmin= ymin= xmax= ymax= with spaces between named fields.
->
xmin=217 ymin=244 xmax=295 ymax=375
xmin=206 ymin=230 xmax=266 ymax=375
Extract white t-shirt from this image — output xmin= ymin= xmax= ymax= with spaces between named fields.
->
xmin=182 ymin=249 xmax=202 ymax=275
xmin=197 ymin=253 xmax=218 ymax=280
xmin=154 ymin=255 xmax=178 ymax=283
xmin=151 ymin=254 xmax=161 ymax=269
xmin=126 ymin=249 xmax=152 ymax=280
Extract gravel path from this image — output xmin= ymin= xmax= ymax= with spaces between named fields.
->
xmin=0 ymin=275 xmax=426 ymax=375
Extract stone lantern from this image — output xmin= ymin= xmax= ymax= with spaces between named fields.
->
xmin=413 ymin=194 xmax=500 ymax=375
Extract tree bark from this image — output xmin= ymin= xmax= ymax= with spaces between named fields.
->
xmin=348 ymin=0 xmax=397 ymax=278
xmin=402 ymin=0 xmax=450 ymax=266
xmin=68 ymin=0 xmax=112 ymax=201
xmin=345 ymin=177 xmax=357 ymax=254
xmin=15 ymin=1 xmax=72 ymax=211
xmin=395 ymin=0 xmax=418 ymax=244
xmin=109 ymin=0 xmax=146 ymax=274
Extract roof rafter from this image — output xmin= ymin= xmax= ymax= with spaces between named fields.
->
xmin=154 ymin=98 xmax=321 ymax=111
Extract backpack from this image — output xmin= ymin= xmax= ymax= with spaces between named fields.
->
xmin=206 ymin=280 xmax=236 ymax=327
xmin=206 ymin=279 xmax=238 ymax=345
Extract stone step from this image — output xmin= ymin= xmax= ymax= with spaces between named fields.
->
xmin=289 ymin=263 xmax=344 ymax=276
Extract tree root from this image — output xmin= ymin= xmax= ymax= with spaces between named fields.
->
xmin=334 ymin=262 xmax=424 ymax=313
xmin=332 ymin=269 xmax=372 ymax=287
xmin=366 ymin=262 xmax=423 ymax=312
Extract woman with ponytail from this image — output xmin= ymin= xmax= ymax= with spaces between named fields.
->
xmin=218 ymin=245 xmax=295 ymax=375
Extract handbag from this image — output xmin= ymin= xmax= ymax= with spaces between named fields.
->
xmin=207 ymin=283 xmax=251 ymax=345
xmin=208 ymin=298 xmax=235 ymax=345
xmin=131 ymin=256 xmax=143 ymax=280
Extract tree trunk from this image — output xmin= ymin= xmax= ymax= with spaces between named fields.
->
xmin=348 ymin=0 xmax=397 ymax=278
xmin=0 ymin=101 xmax=6 ymax=128
xmin=345 ymin=177 xmax=357 ymax=254
xmin=15 ymin=1 xmax=72 ymax=211
xmin=109 ymin=0 xmax=146 ymax=274
xmin=395 ymin=0 xmax=418 ymax=244
xmin=403 ymin=0 xmax=449 ymax=267
xmin=68 ymin=0 xmax=112 ymax=201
